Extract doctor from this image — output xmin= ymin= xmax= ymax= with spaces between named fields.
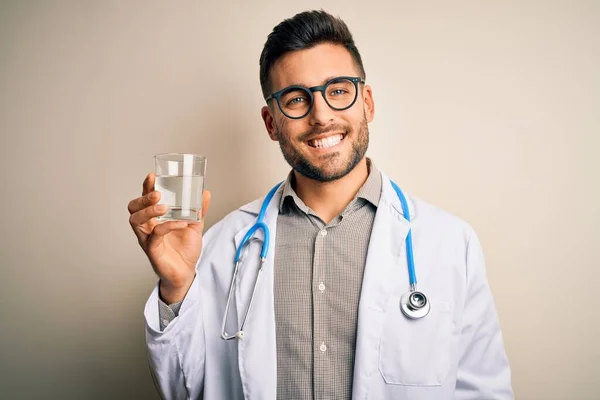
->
xmin=128 ymin=10 xmax=513 ymax=400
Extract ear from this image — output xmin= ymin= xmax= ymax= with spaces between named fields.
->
xmin=261 ymin=105 xmax=279 ymax=141
xmin=362 ymin=84 xmax=375 ymax=123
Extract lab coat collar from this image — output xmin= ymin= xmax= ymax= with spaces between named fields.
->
xmin=379 ymin=171 xmax=415 ymax=220
xmin=237 ymin=183 xmax=282 ymax=216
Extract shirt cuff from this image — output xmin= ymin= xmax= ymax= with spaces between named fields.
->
xmin=158 ymin=297 xmax=183 ymax=331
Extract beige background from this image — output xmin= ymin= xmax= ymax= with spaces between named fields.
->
xmin=1 ymin=1 xmax=598 ymax=399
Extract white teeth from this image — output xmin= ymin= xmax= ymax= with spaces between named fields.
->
xmin=310 ymin=134 xmax=343 ymax=149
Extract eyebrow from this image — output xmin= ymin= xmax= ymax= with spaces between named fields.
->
xmin=287 ymin=76 xmax=344 ymax=89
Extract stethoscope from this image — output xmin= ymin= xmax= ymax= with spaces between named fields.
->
xmin=220 ymin=180 xmax=430 ymax=341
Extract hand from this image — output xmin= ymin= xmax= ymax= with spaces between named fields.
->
xmin=128 ymin=173 xmax=212 ymax=303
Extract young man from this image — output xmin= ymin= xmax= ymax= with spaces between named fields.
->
xmin=128 ymin=10 xmax=513 ymax=400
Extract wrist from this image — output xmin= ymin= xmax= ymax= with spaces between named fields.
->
xmin=159 ymin=275 xmax=195 ymax=304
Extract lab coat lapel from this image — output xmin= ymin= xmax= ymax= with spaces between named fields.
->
xmin=233 ymin=187 xmax=282 ymax=400
xmin=352 ymin=175 xmax=413 ymax=400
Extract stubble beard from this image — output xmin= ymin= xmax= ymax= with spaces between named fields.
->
xmin=275 ymin=116 xmax=369 ymax=183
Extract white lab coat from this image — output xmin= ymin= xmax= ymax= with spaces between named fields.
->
xmin=144 ymin=172 xmax=513 ymax=400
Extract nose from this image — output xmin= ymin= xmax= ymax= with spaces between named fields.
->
xmin=308 ymin=90 xmax=334 ymax=125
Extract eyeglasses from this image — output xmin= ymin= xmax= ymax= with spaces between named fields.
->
xmin=265 ymin=76 xmax=365 ymax=119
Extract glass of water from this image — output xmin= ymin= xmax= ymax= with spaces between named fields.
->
xmin=154 ymin=153 xmax=206 ymax=221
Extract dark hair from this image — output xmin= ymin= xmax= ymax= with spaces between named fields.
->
xmin=259 ymin=10 xmax=366 ymax=99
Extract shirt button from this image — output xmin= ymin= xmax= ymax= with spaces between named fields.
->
xmin=320 ymin=342 xmax=327 ymax=352
xmin=162 ymin=319 xmax=170 ymax=327
xmin=320 ymin=229 xmax=327 ymax=237
xmin=318 ymin=282 xmax=326 ymax=292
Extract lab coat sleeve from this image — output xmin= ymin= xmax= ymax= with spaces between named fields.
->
xmin=144 ymin=274 xmax=205 ymax=400
xmin=455 ymin=230 xmax=514 ymax=399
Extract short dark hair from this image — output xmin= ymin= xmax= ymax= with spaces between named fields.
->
xmin=259 ymin=10 xmax=366 ymax=100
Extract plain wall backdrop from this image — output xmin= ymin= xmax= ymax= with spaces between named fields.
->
xmin=1 ymin=1 xmax=598 ymax=399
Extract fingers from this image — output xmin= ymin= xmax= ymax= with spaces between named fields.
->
xmin=129 ymin=202 xmax=167 ymax=228
xmin=152 ymin=220 xmax=189 ymax=237
xmin=143 ymin=173 xmax=155 ymax=196
xmin=128 ymin=190 xmax=161 ymax=215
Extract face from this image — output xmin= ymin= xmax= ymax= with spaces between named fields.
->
xmin=261 ymin=43 xmax=375 ymax=182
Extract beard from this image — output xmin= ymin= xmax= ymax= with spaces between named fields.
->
xmin=275 ymin=115 xmax=369 ymax=183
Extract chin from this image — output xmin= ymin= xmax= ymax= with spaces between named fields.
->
xmin=300 ymin=156 xmax=358 ymax=183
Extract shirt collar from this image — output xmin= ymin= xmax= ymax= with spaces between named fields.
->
xmin=278 ymin=158 xmax=382 ymax=214
xmin=355 ymin=158 xmax=382 ymax=208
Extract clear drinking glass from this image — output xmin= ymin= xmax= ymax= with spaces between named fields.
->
xmin=154 ymin=153 xmax=206 ymax=221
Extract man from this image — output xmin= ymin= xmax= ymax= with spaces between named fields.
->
xmin=128 ymin=10 xmax=513 ymax=400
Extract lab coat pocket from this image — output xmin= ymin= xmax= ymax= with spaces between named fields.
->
xmin=379 ymin=300 xmax=452 ymax=386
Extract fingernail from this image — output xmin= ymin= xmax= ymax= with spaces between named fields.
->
xmin=156 ymin=204 xmax=167 ymax=212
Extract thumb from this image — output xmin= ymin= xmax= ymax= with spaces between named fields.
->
xmin=146 ymin=220 xmax=188 ymax=251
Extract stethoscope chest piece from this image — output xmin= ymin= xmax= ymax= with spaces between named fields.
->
xmin=400 ymin=290 xmax=430 ymax=319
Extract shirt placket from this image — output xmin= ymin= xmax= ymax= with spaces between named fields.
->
xmin=312 ymin=219 xmax=328 ymax=400
xmin=311 ymin=213 xmax=345 ymax=400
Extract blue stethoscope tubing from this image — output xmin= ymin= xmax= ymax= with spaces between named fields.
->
xmin=221 ymin=179 xmax=430 ymax=341
xmin=222 ymin=183 xmax=282 ymax=340
xmin=233 ymin=182 xmax=282 ymax=263
xmin=390 ymin=181 xmax=416 ymax=287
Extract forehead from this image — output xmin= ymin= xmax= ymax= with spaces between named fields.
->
xmin=270 ymin=43 xmax=360 ymax=90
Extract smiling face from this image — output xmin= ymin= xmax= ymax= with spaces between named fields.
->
xmin=261 ymin=43 xmax=375 ymax=182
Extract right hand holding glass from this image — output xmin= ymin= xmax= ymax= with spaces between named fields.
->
xmin=128 ymin=172 xmax=212 ymax=303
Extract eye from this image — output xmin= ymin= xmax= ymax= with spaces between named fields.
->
xmin=287 ymin=96 xmax=307 ymax=106
xmin=327 ymin=79 xmax=354 ymax=97
xmin=329 ymin=88 xmax=348 ymax=96
xmin=284 ymin=95 xmax=310 ymax=108
xmin=281 ymin=88 xmax=310 ymax=108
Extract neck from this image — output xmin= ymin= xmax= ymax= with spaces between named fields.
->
xmin=293 ymin=158 xmax=369 ymax=224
